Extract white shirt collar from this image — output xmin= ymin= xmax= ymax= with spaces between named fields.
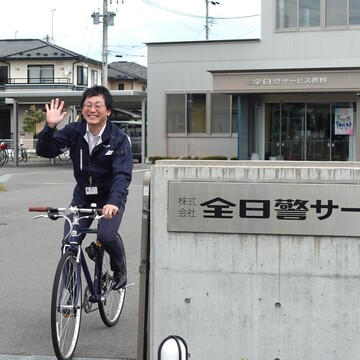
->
xmin=85 ymin=123 xmax=107 ymax=152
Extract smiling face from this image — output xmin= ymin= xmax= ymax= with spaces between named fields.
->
xmin=81 ymin=95 xmax=112 ymax=134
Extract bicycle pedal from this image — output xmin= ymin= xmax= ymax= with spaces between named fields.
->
xmin=124 ymin=282 xmax=135 ymax=289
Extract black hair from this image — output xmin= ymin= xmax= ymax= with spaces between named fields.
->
xmin=80 ymin=85 xmax=113 ymax=110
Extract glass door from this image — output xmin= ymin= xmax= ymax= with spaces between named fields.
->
xmin=265 ymin=102 xmax=354 ymax=161
xmin=265 ymin=103 xmax=305 ymax=160
xmin=305 ymin=103 xmax=331 ymax=160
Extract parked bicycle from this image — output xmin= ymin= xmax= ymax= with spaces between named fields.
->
xmin=0 ymin=142 xmax=9 ymax=166
xmin=10 ymin=143 xmax=28 ymax=162
xmin=29 ymin=205 xmax=130 ymax=360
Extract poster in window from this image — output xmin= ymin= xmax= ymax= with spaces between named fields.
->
xmin=335 ymin=108 xmax=353 ymax=135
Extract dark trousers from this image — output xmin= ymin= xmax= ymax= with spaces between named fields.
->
xmin=63 ymin=206 xmax=126 ymax=273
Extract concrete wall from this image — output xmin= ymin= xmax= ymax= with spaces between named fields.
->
xmin=149 ymin=160 xmax=360 ymax=359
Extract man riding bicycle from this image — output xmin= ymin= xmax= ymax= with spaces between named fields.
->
xmin=36 ymin=85 xmax=133 ymax=290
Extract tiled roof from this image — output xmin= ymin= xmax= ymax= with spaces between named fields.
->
xmin=0 ymin=39 xmax=101 ymax=65
xmin=108 ymin=61 xmax=147 ymax=82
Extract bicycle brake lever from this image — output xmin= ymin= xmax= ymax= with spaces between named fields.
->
xmin=33 ymin=214 xmax=49 ymax=220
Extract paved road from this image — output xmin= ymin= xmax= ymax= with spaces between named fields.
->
xmin=0 ymin=160 xmax=149 ymax=360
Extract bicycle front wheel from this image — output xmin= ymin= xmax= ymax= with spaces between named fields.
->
xmin=99 ymin=240 xmax=126 ymax=327
xmin=51 ymin=251 xmax=82 ymax=360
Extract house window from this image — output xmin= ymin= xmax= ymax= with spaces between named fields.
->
xmin=28 ymin=65 xmax=54 ymax=83
xmin=167 ymin=93 xmax=206 ymax=134
xmin=277 ymin=0 xmax=360 ymax=30
xmin=91 ymin=70 xmax=98 ymax=86
xmin=77 ymin=66 xmax=88 ymax=86
xmin=118 ymin=83 xmax=125 ymax=90
xmin=0 ymin=66 xmax=8 ymax=85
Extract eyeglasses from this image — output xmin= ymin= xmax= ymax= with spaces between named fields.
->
xmin=83 ymin=102 xmax=106 ymax=110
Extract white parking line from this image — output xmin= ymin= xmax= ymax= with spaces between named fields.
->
xmin=0 ymin=174 xmax=14 ymax=183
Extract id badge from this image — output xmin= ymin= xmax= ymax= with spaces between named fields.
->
xmin=85 ymin=186 xmax=98 ymax=195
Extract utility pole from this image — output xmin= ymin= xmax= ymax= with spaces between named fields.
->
xmin=92 ymin=0 xmax=117 ymax=86
xmin=205 ymin=0 xmax=220 ymax=40
xmin=102 ymin=0 xmax=108 ymax=86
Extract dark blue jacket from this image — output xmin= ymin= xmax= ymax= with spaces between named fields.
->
xmin=36 ymin=120 xmax=133 ymax=208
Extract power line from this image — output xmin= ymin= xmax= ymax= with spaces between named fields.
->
xmin=140 ymin=0 xmax=260 ymax=21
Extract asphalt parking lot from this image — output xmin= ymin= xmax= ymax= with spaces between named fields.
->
xmin=0 ymin=160 xmax=150 ymax=360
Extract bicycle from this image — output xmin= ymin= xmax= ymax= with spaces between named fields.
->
xmin=10 ymin=143 xmax=28 ymax=162
xmin=29 ymin=205 xmax=130 ymax=360
xmin=0 ymin=142 xmax=9 ymax=166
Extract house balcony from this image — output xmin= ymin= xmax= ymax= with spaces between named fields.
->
xmin=0 ymin=78 xmax=87 ymax=92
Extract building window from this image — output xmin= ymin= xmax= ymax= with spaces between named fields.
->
xmin=349 ymin=0 xmax=360 ymax=25
xmin=167 ymin=93 xmax=206 ymax=134
xmin=187 ymin=94 xmax=206 ymax=133
xmin=28 ymin=65 xmax=54 ymax=84
xmin=77 ymin=66 xmax=88 ymax=86
xmin=211 ymin=94 xmax=231 ymax=133
xmin=277 ymin=0 xmax=360 ymax=30
xmin=326 ymin=0 xmax=347 ymax=27
xmin=118 ymin=83 xmax=125 ymax=90
xmin=167 ymin=94 xmax=185 ymax=133
xmin=277 ymin=0 xmax=298 ymax=29
xmin=299 ymin=0 xmax=320 ymax=27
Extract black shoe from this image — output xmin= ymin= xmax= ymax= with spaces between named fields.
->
xmin=112 ymin=271 xmax=127 ymax=290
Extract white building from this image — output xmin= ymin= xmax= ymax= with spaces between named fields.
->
xmin=146 ymin=0 xmax=360 ymax=161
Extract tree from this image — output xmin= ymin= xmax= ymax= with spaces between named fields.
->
xmin=22 ymin=105 xmax=45 ymax=135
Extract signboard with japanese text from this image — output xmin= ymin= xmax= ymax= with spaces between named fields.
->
xmin=168 ymin=181 xmax=360 ymax=236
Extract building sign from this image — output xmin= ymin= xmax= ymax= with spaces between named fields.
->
xmin=334 ymin=108 xmax=353 ymax=135
xmin=168 ymin=181 xmax=360 ymax=236
xmin=247 ymin=76 xmax=328 ymax=87
xmin=212 ymin=70 xmax=360 ymax=93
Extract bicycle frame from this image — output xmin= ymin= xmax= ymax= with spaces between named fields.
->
xmin=61 ymin=209 xmax=106 ymax=304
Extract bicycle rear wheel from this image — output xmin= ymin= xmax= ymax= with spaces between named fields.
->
xmin=99 ymin=235 xmax=126 ymax=327
xmin=51 ymin=251 xmax=82 ymax=360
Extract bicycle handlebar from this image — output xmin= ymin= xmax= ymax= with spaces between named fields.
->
xmin=29 ymin=206 xmax=102 ymax=215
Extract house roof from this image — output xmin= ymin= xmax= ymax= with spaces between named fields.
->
xmin=108 ymin=61 xmax=147 ymax=83
xmin=0 ymin=39 xmax=101 ymax=66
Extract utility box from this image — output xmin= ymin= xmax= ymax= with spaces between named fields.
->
xmin=148 ymin=160 xmax=360 ymax=359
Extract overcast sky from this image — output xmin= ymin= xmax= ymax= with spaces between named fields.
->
xmin=1 ymin=0 xmax=261 ymax=66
